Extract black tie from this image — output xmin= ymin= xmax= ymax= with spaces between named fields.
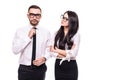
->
xmin=31 ymin=28 xmax=36 ymax=66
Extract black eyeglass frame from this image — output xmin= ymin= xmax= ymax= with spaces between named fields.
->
xmin=29 ymin=13 xmax=41 ymax=19
xmin=60 ymin=15 xmax=69 ymax=21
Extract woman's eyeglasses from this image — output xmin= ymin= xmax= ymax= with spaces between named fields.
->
xmin=60 ymin=15 xmax=69 ymax=22
xmin=29 ymin=13 xmax=41 ymax=19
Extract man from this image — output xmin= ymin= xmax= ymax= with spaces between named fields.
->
xmin=12 ymin=5 xmax=50 ymax=80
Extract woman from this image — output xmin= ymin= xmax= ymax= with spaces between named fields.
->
xmin=50 ymin=10 xmax=80 ymax=80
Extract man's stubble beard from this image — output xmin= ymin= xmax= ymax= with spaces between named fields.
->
xmin=30 ymin=19 xmax=39 ymax=26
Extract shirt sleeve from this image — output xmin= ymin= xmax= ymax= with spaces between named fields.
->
xmin=59 ymin=33 xmax=80 ymax=65
xmin=44 ymin=31 xmax=52 ymax=60
xmin=50 ymin=32 xmax=59 ymax=57
xmin=44 ymin=32 xmax=59 ymax=59
xmin=44 ymin=31 xmax=58 ymax=60
xmin=65 ymin=33 xmax=80 ymax=58
xmin=44 ymin=47 xmax=58 ymax=60
xmin=12 ymin=29 xmax=31 ymax=54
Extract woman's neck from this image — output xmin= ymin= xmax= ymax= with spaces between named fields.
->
xmin=64 ymin=27 xmax=68 ymax=36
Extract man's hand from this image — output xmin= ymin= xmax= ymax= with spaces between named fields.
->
xmin=28 ymin=28 xmax=36 ymax=39
xmin=33 ymin=57 xmax=46 ymax=66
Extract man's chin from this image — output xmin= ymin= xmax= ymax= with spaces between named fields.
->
xmin=30 ymin=22 xmax=38 ymax=26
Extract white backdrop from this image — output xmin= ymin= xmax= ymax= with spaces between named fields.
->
xmin=0 ymin=0 xmax=120 ymax=80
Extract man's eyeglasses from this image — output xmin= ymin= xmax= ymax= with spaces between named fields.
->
xmin=29 ymin=13 xmax=41 ymax=19
xmin=60 ymin=15 xmax=69 ymax=22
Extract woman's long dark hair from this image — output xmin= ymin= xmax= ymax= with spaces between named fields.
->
xmin=54 ymin=11 xmax=79 ymax=50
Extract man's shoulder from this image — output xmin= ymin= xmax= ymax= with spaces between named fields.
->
xmin=15 ymin=26 xmax=30 ymax=33
xmin=38 ymin=26 xmax=50 ymax=33
xmin=17 ymin=25 xmax=29 ymax=29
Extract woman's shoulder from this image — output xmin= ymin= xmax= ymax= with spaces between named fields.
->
xmin=75 ymin=32 xmax=80 ymax=37
xmin=51 ymin=31 xmax=58 ymax=35
xmin=72 ymin=32 xmax=80 ymax=40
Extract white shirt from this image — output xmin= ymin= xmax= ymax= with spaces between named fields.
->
xmin=12 ymin=25 xmax=51 ymax=66
xmin=50 ymin=32 xmax=80 ymax=64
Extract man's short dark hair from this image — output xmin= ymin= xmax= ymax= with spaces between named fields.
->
xmin=28 ymin=5 xmax=41 ymax=12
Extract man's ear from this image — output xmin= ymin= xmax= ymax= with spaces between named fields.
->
xmin=27 ymin=13 xmax=29 ymax=18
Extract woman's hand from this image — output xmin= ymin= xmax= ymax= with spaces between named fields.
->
xmin=50 ymin=46 xmax=66 ymax=57
xmin=53 ymin=47 xmax=60 ymax=53
xmin=57 ymin=54 xmax=65 ymax=58
xmin=50 ymin=46 xmax=55 ymax=52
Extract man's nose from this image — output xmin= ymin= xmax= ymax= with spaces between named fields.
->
xmin=33 ymin=16 xmax=37 ymax=19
